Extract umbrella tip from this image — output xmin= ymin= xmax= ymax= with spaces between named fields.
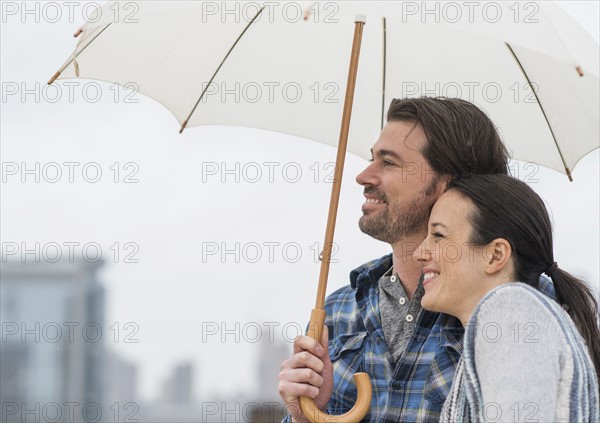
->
xmin=566 ymin=167 xmax=573 ymax=182
xmin=576 ymin=66 xmax=584 ymax=77
xmin=179 ymin=120 xmax=188 ymax=134
xmin=47 ymin=71 xmax=61 ymax=85
xmin=74 ymin=28 xmax=83 ymax=37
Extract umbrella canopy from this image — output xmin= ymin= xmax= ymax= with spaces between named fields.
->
xmin=49 ymin=1 xmax=599 ymax=178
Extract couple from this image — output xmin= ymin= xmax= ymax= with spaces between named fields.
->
xmin=278 ymin=97 xmax=600 ymax=422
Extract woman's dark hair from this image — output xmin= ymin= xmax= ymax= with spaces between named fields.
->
xmin=447 ymin=174 xmax=600 ymax=382
xmin=387 ymin=97 xmax=510 ymax=176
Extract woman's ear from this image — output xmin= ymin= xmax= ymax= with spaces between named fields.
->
xmin=483 ymin=238 xmax=512 ymax=276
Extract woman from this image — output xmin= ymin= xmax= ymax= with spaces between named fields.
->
xmin=413 ymin=174 xmax=599 ymax=422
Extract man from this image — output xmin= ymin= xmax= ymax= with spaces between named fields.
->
xmin=277 ymin=97 xmax=553 ymax=422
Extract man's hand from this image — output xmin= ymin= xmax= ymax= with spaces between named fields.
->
xmin=278 ymin=325 xmax=334 ymax=423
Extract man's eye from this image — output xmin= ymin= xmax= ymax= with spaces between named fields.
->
xmin=383 ymin=160 xmax=395 ymax=166
xmin=432 ymin=232 xmax=444 ymax=240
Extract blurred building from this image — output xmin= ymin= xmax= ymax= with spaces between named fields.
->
xmin=161 ymin=361 xmax=194 ymax=404
xmin=0 ymin=260 xmax=105 ymax=423
xmin=106 ymin=351 xmax=138 ymax=404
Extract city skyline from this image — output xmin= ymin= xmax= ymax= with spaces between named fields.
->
xmin=0 ymin=258 xmax=291 ymax=422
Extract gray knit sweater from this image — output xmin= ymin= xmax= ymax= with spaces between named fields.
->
xmin=441 ymin=283 xmax=599 ymax=422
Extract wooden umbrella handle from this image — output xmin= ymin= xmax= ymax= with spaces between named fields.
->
xmin=299 ymin=373 xmax=372 ymax=423
xmin=299 ymin=309 xmax=372 ymax=423
xmin=299 ymin=16 xmax=372 ymax=423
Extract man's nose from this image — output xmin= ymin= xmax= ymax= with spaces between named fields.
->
xmin=356 ymin=161 xmax=378 ymax=186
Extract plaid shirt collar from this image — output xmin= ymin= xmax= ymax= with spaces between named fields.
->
xmin=349 ymin=253 xmax=393 ymax=290
xmin=350 ymin=253 xmax=464 ymax=354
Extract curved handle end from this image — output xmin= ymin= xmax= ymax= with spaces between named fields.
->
xmin=299 ymin=372 xmax=372 ymax=423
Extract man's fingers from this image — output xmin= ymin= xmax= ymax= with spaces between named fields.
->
xmin=280 ymin=353 xmax=325 ymax=384
xmin=293 ymin=334 xmax=325 ymax=357
xmin=286 ymin=367 xmax=324 ymax=387
xmin=288 ymin=350 xmax=325 ymax=373
xmin=278 ymin=379 xmax=321 ymax=400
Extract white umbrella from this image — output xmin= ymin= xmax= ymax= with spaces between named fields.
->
xmin=47 ymin=2 xmax=599 ymax=421
xmin=48 ymin=1 xmax=599 ymax=180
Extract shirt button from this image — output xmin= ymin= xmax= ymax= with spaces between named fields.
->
xmin=406 ymin=314 xmax=414 ymax=322
xmin=399 ymin=297 xmax=406 ymax=305
xmin=390 ymin=275 xmax=397 ymax=282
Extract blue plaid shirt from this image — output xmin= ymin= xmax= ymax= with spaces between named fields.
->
xmin=284 ymin=253 xmax=556 ymax=423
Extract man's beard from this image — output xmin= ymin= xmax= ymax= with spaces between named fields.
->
xmin=359 ymin=177 xmax=440 ymax=244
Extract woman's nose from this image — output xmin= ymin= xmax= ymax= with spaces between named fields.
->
xmin=413 ymin=239 xmax=430 ymax=263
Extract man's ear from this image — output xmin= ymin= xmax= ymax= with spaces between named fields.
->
xmin=483 ymin=238 xmax=512 ymax=275
xmin=434 ymin=174 xmax=452 ymax=197
xmin=439 ymin=174 xmax=452 ymax=190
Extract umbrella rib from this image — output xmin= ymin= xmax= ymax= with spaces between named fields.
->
xmin=48 ymin=23 xmax=113 ymax=85
xmin=179 ymin=6 xmax=265 ymax=133
xmin=505 ymin=42 xmax=573 ymax=181
xmin=381 ymin=17 xmax=387 ymax=131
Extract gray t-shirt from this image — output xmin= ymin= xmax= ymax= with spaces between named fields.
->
xmin=378 ymin=267 xmax=425 ymax=363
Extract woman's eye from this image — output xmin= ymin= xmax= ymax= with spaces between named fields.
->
xmin=432 ymin=232 xmax=444 ymax=240
xmin=383 ymin=160 xmax=395 ymax=166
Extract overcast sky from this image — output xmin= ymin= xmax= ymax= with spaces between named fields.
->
xmin=1 ymin=0 xmax=598 ymax=402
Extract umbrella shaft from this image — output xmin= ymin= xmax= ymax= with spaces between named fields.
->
xmin=315 ymin=19 xmax=365 ymax=311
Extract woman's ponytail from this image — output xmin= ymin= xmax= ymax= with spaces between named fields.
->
xmin=551 ymin=268 xmax=600 ymax=383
